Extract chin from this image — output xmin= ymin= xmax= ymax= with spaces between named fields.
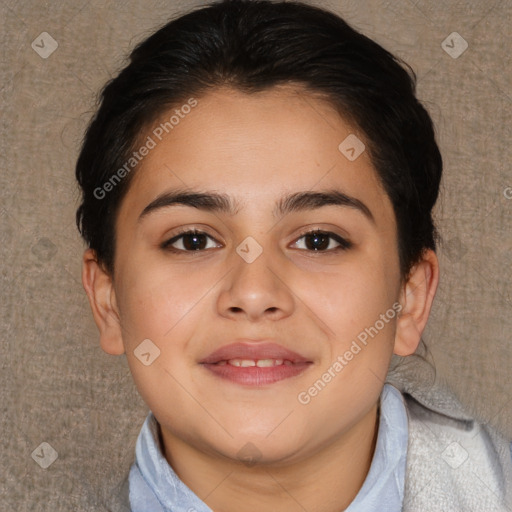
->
xmin=217 ymin=431 xmax=306 ymax=466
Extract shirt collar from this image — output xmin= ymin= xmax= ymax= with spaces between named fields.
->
xmin=344 ymin=383 xmax=408 ymax=511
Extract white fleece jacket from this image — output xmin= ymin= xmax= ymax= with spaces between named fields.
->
xmin=387 ymin=358 xmax=512 ymax=511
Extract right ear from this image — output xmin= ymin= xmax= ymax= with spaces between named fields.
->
xmin=81 ymin=248 xmax=125 ymax=355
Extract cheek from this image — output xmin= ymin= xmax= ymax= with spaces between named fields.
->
xmin=311 ymin=259 xmax=396 ymax=336
xmin=117 ymin=263 xmax=210 ymax=416
xmin=115 ymin=257 xmax=214 ymax=348
xmin=304 ymin=256 xmax=398 ymax=400
xmin=297 ymin=272 xmax=396 ymax=422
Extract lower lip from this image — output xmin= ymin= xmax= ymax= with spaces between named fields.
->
xmin=201 ymin=362 xmax=312 ymax=386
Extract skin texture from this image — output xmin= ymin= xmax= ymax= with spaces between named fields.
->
xmin=82 ymin=85 xmax=439 ymax=512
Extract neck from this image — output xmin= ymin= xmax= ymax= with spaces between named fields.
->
xmin=159 ymin=402 xmax=380 ymax=512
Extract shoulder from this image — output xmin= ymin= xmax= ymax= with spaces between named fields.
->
xmin=399 ymin=388 xmax=512 ymax=512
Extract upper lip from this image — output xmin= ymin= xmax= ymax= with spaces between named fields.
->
xmin=199 ymin=340 xmax=312 ymax=364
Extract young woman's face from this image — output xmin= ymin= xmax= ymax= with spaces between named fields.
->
xmin=112 ymin=85 xmax=403 ymax=464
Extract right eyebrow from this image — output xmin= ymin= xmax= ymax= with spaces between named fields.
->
xmin=138 ymin=189 xmax=240 ymax=222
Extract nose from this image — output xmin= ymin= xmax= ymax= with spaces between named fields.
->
xmin=216 ymin=241 xmax=295 ymax=322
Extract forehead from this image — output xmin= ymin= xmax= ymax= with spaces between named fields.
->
xmin=120 ymin=85 xmax=394 ymax=225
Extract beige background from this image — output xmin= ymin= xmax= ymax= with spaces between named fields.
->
xmin=1 ymin=0 xmax=511 ymax=509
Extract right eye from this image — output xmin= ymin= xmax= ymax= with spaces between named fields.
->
xmin=161 ymin=229 xmax=222 ymax=253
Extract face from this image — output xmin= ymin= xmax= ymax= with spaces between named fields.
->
xmin=107 ymin=85 xmax=405 ymax=464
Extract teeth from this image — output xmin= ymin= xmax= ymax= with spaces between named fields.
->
xmin=221 ymin=358 xmax=290 ymax=367
xmin=256 ymin=359 xmax=283 ymax=367
xmin=224 ymin=359 xmax=255 ymax=367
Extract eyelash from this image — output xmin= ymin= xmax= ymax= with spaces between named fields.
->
xmin=161 ymin=228 xmax=352 ymax=254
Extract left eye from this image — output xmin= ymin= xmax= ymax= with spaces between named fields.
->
xmin=292 ymin=230 xmax=352 ymax=252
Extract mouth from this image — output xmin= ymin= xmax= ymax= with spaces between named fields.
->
xmin=199 ymin=341 xmax=313 ymax=386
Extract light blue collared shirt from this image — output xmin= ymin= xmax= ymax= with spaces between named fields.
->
xmin=129 ymin=383 xmax=408 ymax=511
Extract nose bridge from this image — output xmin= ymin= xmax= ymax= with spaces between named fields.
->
xmin=233 ymin=233 xmax=281 ymax=296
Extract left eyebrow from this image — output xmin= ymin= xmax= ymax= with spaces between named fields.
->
xmin=138 ymin=188 xmax=375 ymax=224
xmin=276 ymin=189 xmax=375 ymax=224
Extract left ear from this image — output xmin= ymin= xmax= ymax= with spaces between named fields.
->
xmin=394 ymin=249 xmax=440 ymax=356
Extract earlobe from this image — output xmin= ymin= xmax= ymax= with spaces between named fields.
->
xmin=394 ymin=249 xmax=440 ymax=357
xmin=82 ymin=248 xmax=125 ymax=355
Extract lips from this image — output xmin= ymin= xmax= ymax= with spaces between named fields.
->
xmin=199 ymin=341 xmax=311 ymax=365
xmin=199 ymin=341 xmax=313 ymax=386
